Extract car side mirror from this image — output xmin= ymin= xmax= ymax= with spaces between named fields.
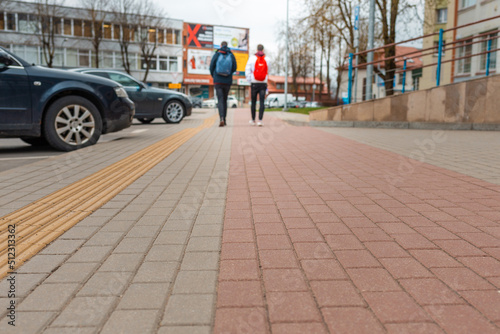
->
xmin=0 ymin=51 xmax=14 ymax=71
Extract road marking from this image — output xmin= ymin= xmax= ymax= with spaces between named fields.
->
xmin=131 ymin=129 xmax=148 ymax=134
xmin=0 ymin=116 xmax=216 ymax=279
xmin=0 ymin=156 xmax=54 ymax=161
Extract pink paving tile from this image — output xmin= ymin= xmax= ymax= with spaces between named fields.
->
xmin=309 ymin=212 xmax=342 ymax=223
xmin=276 ymin=201 xmax=303 ymax=209
xmin=303 ymin=204 xmax=331 ymax=213
xmin=293 ymin=242 xmax=334 ymax=259
xmin=431 ymin=267 xmax=495 ymax=291
xmin=282 ymin=217 xmax=315 ymax=229
xmin=413 ymin=226 xmax=461 ymax=241
xmin=262 ymin=269 xmax=309 ymax=292
xmin=259 ymin=250 xmax=299 ymax=269
xmin=380 ymin=257 xmax=434 ymax=279
xmin=410 ymin=250 xmax=462 ymax=268
xmin=458 ymin=214 xmax=498 ymax=227
xmin=484 ymin=247 xmax=500 ymax=260
xmin=351 ymin=227 xmax=392 ymax=242
xmin=399 ymin=216 xmax=438 ymax=227
xmin=433 ymin=239 xmax=486 ymax=257
xmin=254 ymin=222 xmax=286 ymax=235
xmin=278 ymin=208 xmax=309 ymax=218
xmin=458 ymin=256 xmax=500 ymax=277
xmin=326 ymin=201 xmax=364 ymax=217
xmin=253 ymin=213 xmax=282 ymax=223
xmin=458 ymin=232 xmax=500 ymax=248
xmin=217 ymin=281 xmax=264 ymax=307
xmin=316 ymin=223 xmax=351 ymax=235
xmin=460 ymin=290 xmax=500 ymax=322
xmin=299 ymin=197 xmax=325 ymax=205
xmin=322 ymin=307 xmax=385 ymax=334
xmin=437 ymin=220 xmax=480 ymax=233
xmin=301 ymin=259 xmax=347 ymax=280
xmin=325 ymin=234 xmax=364 ymax=250
xmin=256 ymin=235 xmax=292 ymax=250
xmin=252 ymin=205 xmax=279 ymax=214
xmin=399 ymin=278 xmax=464 ymax=305
xmin=220 ymin=242 xmax=257 ymax=260
xmin=267 ymin=292 xmax=322 ymax=322
xmin=272 ymin=323 xmax=328 ymax=334
xmin=222 ymin=229 xmax=255 ymax=243
xmin=214 ymin=307 xmax=269 ymax=334
xmin=226 ymin=201 xmax=251 ymax=210
xmin=335 ymin=250 xmax=381 ymax=268
xmin=363 ymin=291 xmax=431 ymax=323
xmin=310 ymin=280 xmax=366 ymax=307
xmin=385 ymin=323 xmax=445 ymax=334
xmin=342 ymin=217 xmax=378 ymax=228
xmin=378 ymin=222 xmax=416 ymax=235
xmin=223 ymin=218 xmax=253 ymax=229
xmin=251 ymin=197 xmax=276 ymax=205
xmin=219 ymin=260 xmax=260 ymax=281
xmin=424 ymin=304 xmax=499 ymax=334
xmin=288 ymin=228 xmax=324 ymax=243
xmin=347 ymin=268 xmax=401 ymax=292
xmin=225 ymin=209 xmax=251 ymax=219
xmin=364 ymin=212 xmax=401 ymax=223
xmin=393 ymin=234 xmax=438 ymax=250
xmin=365 ymin=241 xmax=411 ymax=258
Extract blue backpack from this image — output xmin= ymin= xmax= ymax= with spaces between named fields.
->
xmin=216 ymin=53 xmax=232 ymax=77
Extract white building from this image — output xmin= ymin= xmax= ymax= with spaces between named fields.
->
xmin=0 ymin=0 xmax=183 ymax=88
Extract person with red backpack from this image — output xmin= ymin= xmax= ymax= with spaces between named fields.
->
xmin=245 ymin=44 xmax=268 ymax=126
xmin=210 ymin=41 xmax=237 ymax=127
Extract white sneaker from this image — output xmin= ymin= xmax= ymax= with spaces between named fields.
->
xmin=257 ymin=121 xmax=263 ymax=127
xmin=249 ymin=120 xmax=256 ymax=126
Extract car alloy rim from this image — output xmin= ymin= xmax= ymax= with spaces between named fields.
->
xmin=166 ymin=102 xmax=183 ymax=122
xmin=55 ymin=104 xmax=95 ymax=145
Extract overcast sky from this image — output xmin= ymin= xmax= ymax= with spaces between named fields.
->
xmin=157 ymin=0 xmax=304 ymax=54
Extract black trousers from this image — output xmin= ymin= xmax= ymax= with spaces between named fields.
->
xmin=251 ymin=83 xmax=267 ymax=121
xmin=215 ymin=84 xmax=231 ymax=121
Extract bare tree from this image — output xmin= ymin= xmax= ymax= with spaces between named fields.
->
xmin=135 ymin=0 xmax=167 ymax=82
xmin=81 ymin=0 xmax=108 ymax=68
xmin=109 ymin=0 xmax=139 ymax=74
xmin=34 ymin=0 xmax=64 ymax=68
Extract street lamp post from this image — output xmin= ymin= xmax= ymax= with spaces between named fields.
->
xmin=284 ymin=0 xmax=289 ymax=111
xmin=61 ymin=38 xmax=68 ymax=68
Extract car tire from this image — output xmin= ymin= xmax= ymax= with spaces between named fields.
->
xmin=43 ymin=96 xmax=102 ymax=151
xmin=20 ymin=137 xmax=50 ymax=147
xmin=138 ymin=118 xmax=155 ymax=124
xmin=163 ymin=100 xmax=185 ymax=124
xmin=232 ymin=104 xmax=237 ymax=108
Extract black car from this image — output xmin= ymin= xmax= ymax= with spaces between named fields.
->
xmin=71 ymin=69 xmax=192 ymax=124
xmin=0 ymin=47 xmax=135 ymax=151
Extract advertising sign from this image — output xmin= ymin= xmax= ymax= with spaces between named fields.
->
xmin=187 ymin=49 xmax=213 ymax=75
xmin=233 ymin=52 xmax=249 ymax=74
xmin=214 ymin=26 xmax=249 ymax=51
xmin=187 ymin=24 xmax=214 ymax=49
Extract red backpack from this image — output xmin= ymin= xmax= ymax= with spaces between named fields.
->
xmin=254 ymin=56 xmax=268 ymax=81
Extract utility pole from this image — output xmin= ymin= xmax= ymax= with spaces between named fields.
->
xmin=354 ymin=4 xmax=360 ymax=103
xmin=284 ymin=0 xmax=289 ymax=111
xmin=366 ymin=0 xmax=375 ymax=100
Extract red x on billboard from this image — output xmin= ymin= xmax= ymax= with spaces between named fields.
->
xmin=187 ymin=24 xmax=214 ymax=49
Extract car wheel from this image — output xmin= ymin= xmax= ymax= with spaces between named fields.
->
xmin=20 ymin=137 xmax=50 ymax=147
xmin=163 ymin=100 xmax=185 ymax=124
xmin=43 ymin=96 xmax=102 ymax=151
xmin=138 ymin=118 xmax=155 ymax=124
xmin=232 ymin=104 xmax=237 ymax=108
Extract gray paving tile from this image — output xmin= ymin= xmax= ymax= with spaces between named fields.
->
xmin=154 ymin=231 xmax=190 ymax=245
xmin=101 ymin=310 xmax=159 ymax=334
xmin=99 ymin=220 xmax=137 ymax=232
xmin=0 ymin=311 xmax=56 ymax=334
xmin=39 ymin=239 xmax=86 ymax=255
xmin=172 ymin=271 xmax=217 ymax=294
xmin=161 ymin=294 xmax=215 ymax=325
xmin=145 ymin=245 xmax=184 ymax=262
xmin=50 ymin=296 xmax=117 ymax=327
xmin=133 ymin=262 xmax=178 ymax=283
xmin=195 ymin=214 xmax=224 ymax=225
xmin=117 ymin=283 xmax=169 ymax=310
xmin=85 ymin=232 xmax=124 ymax=246
xmin=67 ymin=246 xmax=113 ymax=263
xmin=126 ymin=225 xmax=162 ymax=238
xmin=17 ymin=255 xmax=68 ymax=274
xmin=0 ymin=273 xmax=47 ymax=298
xmin=43 ymin=327 xmax=97 ymax=334
xmin=44 ymin=262 xmax=99 ymax=283
xmin=77 ymin=272 xmax=132 ymax=297
xmin=186 ymin=237 xmax=221 ymax=252
xmin=163 ymin=220 xmax=194 ymax=231
xmin=157 ymin=326 xmax=211 ymax=334
xmin=114 ymin=238 xmax=153 ymax=254
xmin=18 ymin=284 xmax=78 ymax=311
xmin=180 ymin=252 xmax=219 ymax=271
xmin=190 ymin=224 xmax=223 ymax=237
xmin=99 ymin=253 xmax=144 ymax=272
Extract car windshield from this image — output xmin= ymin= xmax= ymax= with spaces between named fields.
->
xmin=107 ymin=73 xmax=141 ymax=89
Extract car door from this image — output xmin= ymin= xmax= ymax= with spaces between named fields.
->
xmin=106 ymin=72 xmax=159 ymax=117
xmin=0 ymin=52 xmax=32 ymax=130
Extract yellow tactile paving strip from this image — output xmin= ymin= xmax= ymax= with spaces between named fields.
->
xmin=0 ymin=116 xmax=216 ymax=279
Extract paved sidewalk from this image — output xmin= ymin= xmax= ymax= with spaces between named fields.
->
xmin=1 ymin=108 xmax=499 ymax=333
xmin=215 ymin=110 xmax=500 ymax=333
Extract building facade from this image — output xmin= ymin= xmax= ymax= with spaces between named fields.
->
xmin=267 ymin=75 xmax=328 ymax=101
xmin=182 ymin=22 xmax=250 ymax=103
xmin=0 ymin=0 xmax=183 ymax=88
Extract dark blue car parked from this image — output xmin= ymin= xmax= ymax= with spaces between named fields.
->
xmin=0 ymin=47 xmax=135 ymax=151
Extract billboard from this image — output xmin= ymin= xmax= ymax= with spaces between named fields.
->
xmin=233 ymin=52 xmax=249 ymax=75
xmin=187 ymin=49 xmax=213 ymax=75
xmin=187 ymin=24 xmax=214 ymax=49
xmin=214 ymin=26 xmax=248 ymax=51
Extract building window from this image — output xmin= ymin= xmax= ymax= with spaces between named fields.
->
xmin=53 ymin=17 xmax=62 ymax=35
xmin=436 ymin=8 xmax=447 ymax=24
xmin=113 ymin=24 xmax=120 ymax=40
xmin=480 ymin=32 xmax=498 ymax=71
xmin=159 ymin=56 xmax=168 ymax=71
xmin=148 ymin=28 xmax=156 ymax=43
xmin=63 ymin=18 xmax=72 ymax=35
xmin=276 ymin=83 xmax=284 ymax=90
xmin=103 ymin=23 xmax=112 ymax=39
xmin=83 ymin=20 xmax=92 ymax=37
xmin=102 ymin=51 xmax=114 ymax=68
xmin=398 ymin=72 xmax=405 ymax=85
xmin=0 ymin=12 xmax=4 ymax=30
xmin=166 ymin=29 xmax=173 ymax=44
xmin=461 ymin=0 xmax=475 ymax=8
xmin=141 ymin=56 xmax=157 ymax=70
xmin=66 ymin=49 xmax=78 ymax=67
xmin=169 ymin=56 xmax=178 ymax=72
xmin=79 ymin=49 xmax=90 ymax=67
xmin=6 ymin=13 xmax=16 ymax=31
xmin=74 ymin=19 xmax=83 ymax=36
xmin=18 ymin=14 xmax=29 ymax=32
xmin=433 ymin=40 xmax=446 ymax=56
xmin=457 ymin=38 xmax=473 ymax=74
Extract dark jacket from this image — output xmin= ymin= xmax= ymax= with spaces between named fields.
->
xmin=210 ymin=46 xmax=237 ymax=85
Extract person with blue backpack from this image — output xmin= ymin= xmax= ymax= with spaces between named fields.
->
xmin=210 ymin=41 xmax=237 ymax=127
